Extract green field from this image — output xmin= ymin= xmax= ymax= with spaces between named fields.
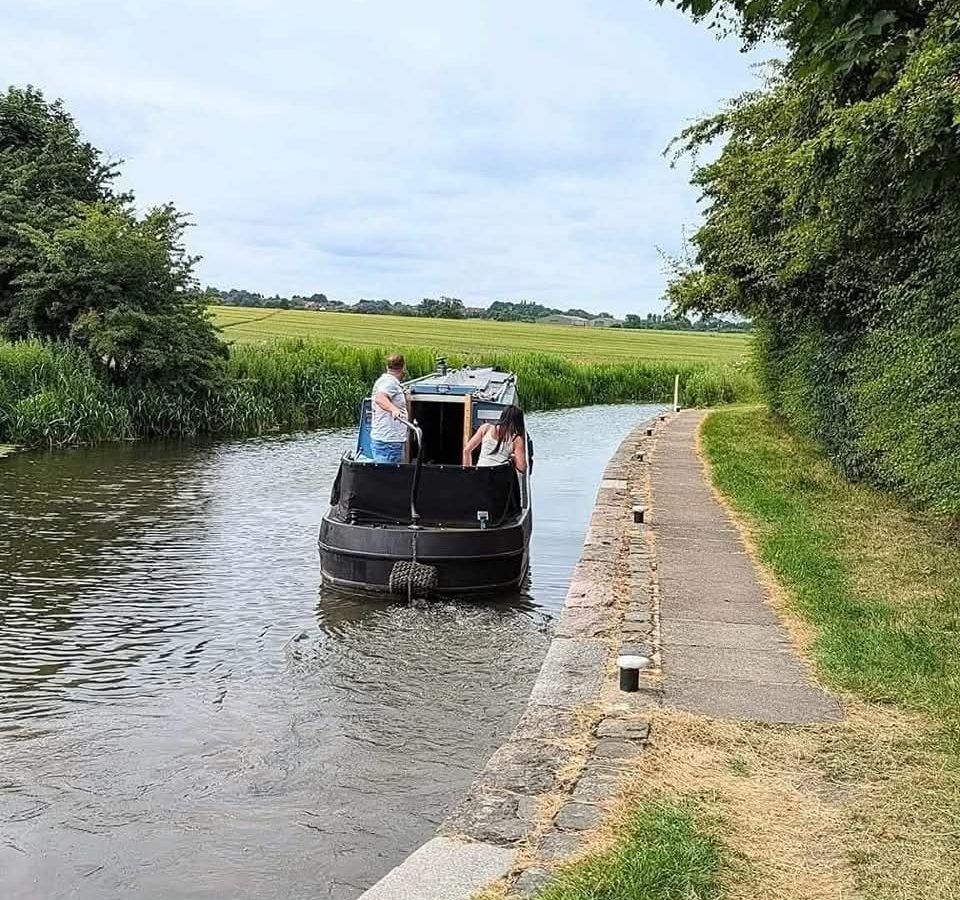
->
xmin=210 ymin=306 xmax=750 ymax=364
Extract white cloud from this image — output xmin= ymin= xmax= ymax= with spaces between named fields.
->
xmin=2 ymin=0 xmax=768 ymax=314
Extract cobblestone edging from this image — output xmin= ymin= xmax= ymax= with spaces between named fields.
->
xmin=356 ymin=411 xmax=671 ymax=899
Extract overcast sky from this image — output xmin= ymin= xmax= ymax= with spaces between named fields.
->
xmin=3 ymin=1 xmax=765 ymax=315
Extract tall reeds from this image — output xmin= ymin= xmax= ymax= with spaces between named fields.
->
xmin=0 ymin=337 xmax=758 ymax=447
xmin=0 ymin=341 xmax=135 ymax=445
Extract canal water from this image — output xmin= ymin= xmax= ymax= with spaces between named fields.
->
xmin=0 ymin=404 xmax=661 ymax=900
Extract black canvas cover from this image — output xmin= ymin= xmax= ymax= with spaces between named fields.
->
xmin=329 ymin=459 xmax=521 ymax=527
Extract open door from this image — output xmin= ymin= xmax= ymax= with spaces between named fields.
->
xmin=408 ymin=395 xmax=473 ymax=465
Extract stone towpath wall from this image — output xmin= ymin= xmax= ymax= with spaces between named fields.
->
xmin=358 ymin=411 xmax=667 ymax=900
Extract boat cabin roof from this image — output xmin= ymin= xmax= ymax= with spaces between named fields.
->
xmin=405 ymin=367 xmax=515 ymax=404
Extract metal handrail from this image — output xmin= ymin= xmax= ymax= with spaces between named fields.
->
xmin=400 ymin=418 xmax=424 ymax=525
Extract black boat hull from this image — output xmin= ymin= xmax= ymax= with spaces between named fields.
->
xmin=318 ymin=508 xmax=532 ymax=596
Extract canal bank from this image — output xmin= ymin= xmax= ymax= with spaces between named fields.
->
xmin=359 ymin=409 xmax=842 ymax=900
xmin=358 ymin=414 xmax=665 ymax=899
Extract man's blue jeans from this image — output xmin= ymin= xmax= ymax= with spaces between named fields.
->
xmin=371 ymin=440 xmax=404 ymax=463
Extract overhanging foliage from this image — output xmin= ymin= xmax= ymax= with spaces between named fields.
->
xmin=665 ymin=2 xmax=960 ymax=518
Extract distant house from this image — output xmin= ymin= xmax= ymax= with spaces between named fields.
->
xmin=589 ymin=317 xmax=623 ymax=328
xmin=538 ymin=314 xmax=590 ymax=326
xmin=302 ymin=299 xmax=345 ymax=311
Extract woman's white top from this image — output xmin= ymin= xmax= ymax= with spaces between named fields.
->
xmin=477 ymin=426 xmax=514 ymax=467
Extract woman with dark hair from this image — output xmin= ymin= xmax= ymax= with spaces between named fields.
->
xmin=462 ymin=404 xmax=527 ymax=472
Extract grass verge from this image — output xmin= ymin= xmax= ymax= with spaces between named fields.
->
xmin=693 ymin=405 xmax=960 ymax=898
xmin=702 ymin=406 xmax=960 ymax=735
xmin=509 ymin=406 xmax=959 ymax=900
xmin=604 ymin=704 xmax=959 ymax=900
xmin=532 ymin=801 xmax=722 ymax=900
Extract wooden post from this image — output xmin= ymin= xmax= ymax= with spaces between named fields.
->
xmin=462 ymin=394 xmax=473 ymax=461
xmin=673 ymin=374 xmax=680 ymax=412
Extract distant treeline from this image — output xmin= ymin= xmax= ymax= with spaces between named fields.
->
xmin=205 ymin=288 xmax=752 ymax=332
xmin=621 ymin=313 xmax=750 ymax=333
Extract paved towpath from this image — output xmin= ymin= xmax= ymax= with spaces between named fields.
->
xmin=357 ymin=410 xmax=841 ymax=900
xmin=651 ymin=410 xmax=840 ymax=724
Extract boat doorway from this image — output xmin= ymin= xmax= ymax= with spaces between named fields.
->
xmin=408 ymin=397 xmax=466 ymax=465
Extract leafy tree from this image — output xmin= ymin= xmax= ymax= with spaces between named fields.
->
xmin=0 ymin=85 xmax=121 ymax=335
xmin=355 ymin=298 xmax=396 ymax=315
xmin=19 ymin=203 xmax=225 ymax=391
xmin=659 ymin=0 xmax=932 ymax=95
xmin=0 ymin=85 xmax=226 ymax=393
xmin=418 ymin=296 xmax=466 ymax=319
xmin=487 ymin=300 xmax=555 ymax=321
xmin=665 ymin=2 xmax=960 ymax=517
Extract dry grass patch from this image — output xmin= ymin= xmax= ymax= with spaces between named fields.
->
xmin=605 ymin=703 xmax=960 ymax=900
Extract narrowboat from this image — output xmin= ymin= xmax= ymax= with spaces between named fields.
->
xmin=318 ymin=359 xmax=532 ymax=598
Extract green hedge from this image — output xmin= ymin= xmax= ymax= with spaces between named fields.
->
xmin=758 ymin=316 xmax=960 ymax=521
xmin=667 ymin=6 xmax=960 ymax=525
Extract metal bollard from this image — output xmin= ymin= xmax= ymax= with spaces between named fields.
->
xmin=618 ymin=654 xmax=649 ymax=692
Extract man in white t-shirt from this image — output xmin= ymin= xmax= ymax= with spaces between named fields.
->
xmin=370 ymin=354 xmax=408 ymax=463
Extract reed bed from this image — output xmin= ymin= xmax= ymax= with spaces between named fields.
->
xmin=0 ymin=338 xmax=758 ymax=447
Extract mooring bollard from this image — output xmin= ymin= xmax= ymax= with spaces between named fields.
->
xmin=633 ymin=505 xmax=645 ymax=524
xmin=618 ymin=654 xmax=649 ymax=692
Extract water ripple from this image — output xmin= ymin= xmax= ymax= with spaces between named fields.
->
xmin=0 ymin=405 xmax=661 ymax=900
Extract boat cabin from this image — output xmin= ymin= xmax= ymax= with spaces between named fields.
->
xmin=355 ymin=363 xmax=518 ymax=465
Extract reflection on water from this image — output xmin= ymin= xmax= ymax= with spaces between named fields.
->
xmin=0 ymin=404 xmax=661 ymax=899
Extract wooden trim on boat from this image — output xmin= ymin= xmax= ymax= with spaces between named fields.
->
xmin=462 ymin=393 xmax=473 ymax=450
